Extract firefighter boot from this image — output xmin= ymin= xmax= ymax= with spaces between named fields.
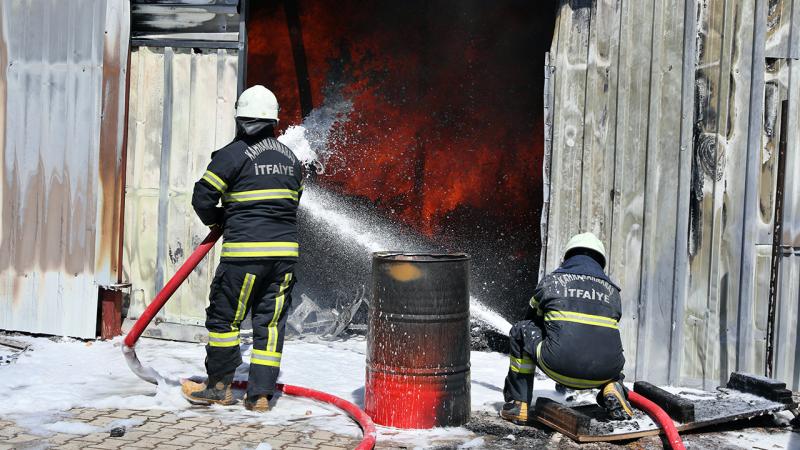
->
xmin=244 ymin=394 xmax=271 ymax=412
xmin=598 ymin=381 xmax=633 ymax=420
xmin=499 ymin=400 xmax=529 ymax=425
xmin=181 ymin=375 xmax=235 ymax=406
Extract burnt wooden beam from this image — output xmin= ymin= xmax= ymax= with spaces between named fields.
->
xmin=533 ymin=397 xmax=592 ymax=436
xmin=633 ymin=381 xmax=695 ymax=423
xmin=727 ymin=372 xmax=794 ymax=405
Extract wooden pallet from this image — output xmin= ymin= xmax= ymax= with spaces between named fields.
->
xmin=530 ymin=372 xmax=798 ymax=443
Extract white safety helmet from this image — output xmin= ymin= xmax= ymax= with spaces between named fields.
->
xmin=236 ymin=85 xmax=279 ymax=121
xmin=563 ymin=232 xmax=607 ymax=268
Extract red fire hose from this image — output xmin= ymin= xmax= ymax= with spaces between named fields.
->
xmin=628 ymin=391 xmax=685 ymax=450
xmin=122 ymin=229 xmax=377 ymax=450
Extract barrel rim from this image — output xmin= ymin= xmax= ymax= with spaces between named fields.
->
xmin=372 ymin=252 xmax=470 ymax=262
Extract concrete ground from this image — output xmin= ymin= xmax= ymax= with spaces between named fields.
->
xmin=2 ymin=407 xmax=799 ymax=449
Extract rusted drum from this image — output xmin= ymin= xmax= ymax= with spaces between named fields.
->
xmin=364 ymin=252 xmax=471 ymax=428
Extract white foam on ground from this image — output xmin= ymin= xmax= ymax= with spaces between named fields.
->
xmin=0 ymin=335 xmax=510 ymax=446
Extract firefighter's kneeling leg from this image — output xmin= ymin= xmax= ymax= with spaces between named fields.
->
xmin=503 ymin=320 xmax=543 ymax=404
xmin=248 ymin=262 xmax=295 ymax=400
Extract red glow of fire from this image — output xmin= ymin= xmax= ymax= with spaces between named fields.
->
xmin=248 ymin=1 xmax=548 ymax=239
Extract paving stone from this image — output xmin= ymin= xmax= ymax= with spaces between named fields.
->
xmin=5 ymin=433 xmax=41 ymax=443
xmin=151 ymin=414 xmax=181 ymax=424
xmin=51 ymin=443 xmax=89 ymax=450
xmin=46 ymin=433 xmax=78 ymax=444
xmin=88 ymin=416 xmax=118 ymax=427
xmin=107 ymin=409 xmax=138 ymax=419
xmin=114 ymin=430 xmax=150 ymax=441
xmin=153 ymin=444 xmax=186 ymax=450
xmin=135 ymin=421 xmax=168 ymax=432
xmin=166 ymin=434 xmax=202 ymax=447
xmin=166 ymin=420 xmax=197 ymax=430
xmin=185 ymin=428 xmax=215 ymax=437
xmin=123 ymin=436 xmax=166 ymax=448
xmin=311 ymin=431 xmax=334 ymax=440
xmin=289 ymin=442 xmax=319 ymax=449
xmin=148 ymin=428 xmax=183 ymax=440
xmin=139 ymin=410 xmax=167 ymax=417
xmin=317 ymin=446 xmax=349 ymax=450
xmin=86 ymin=440 xmax=125 ymax=449
xmin=181 ymin=415 xmax=215 ymax=423
xmin=0 ymin=426 xmax=25 ymax=438
xmin=183 ymin=443 xmax=220 ymax=450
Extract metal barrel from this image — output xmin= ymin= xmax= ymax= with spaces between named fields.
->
xmin=364 ymin=252 xmax=471 ymax=428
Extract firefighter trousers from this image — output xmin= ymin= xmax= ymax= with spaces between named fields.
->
xmin=205 ymin=260 xmax=296 ymax=398
xmin=503 ymin=320 xmax=624 ymax=404
xmin=503 ymin=320 xmax=543 ymax=404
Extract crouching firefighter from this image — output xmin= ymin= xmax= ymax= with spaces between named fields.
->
xmin=181 ymin=85 xmax=304 ymax=412
xmin=501 ymin=232 xmax=633 ymax=424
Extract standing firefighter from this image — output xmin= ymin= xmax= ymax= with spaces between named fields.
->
xmin=181 ymin=85 xmax=303 ymax=412
xmin=501 ymin=232 xmax=633 ymax=423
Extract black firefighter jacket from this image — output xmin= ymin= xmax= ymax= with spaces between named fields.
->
xmin=528 ymin=254 xmax=625 ymax=387
xmin=192 ymin=133 xmax=303 ymax=261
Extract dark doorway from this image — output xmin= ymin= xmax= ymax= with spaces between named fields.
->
xmin=248 ymin=1 xmax=559 ymax=320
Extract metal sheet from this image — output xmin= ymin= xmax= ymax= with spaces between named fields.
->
xmin=131 ymin=0 xmax=241 ymax=45
xmin=0 ymin=0 xmax=130 ymax=338
xmin=123 ymin=46 xmax=238 ymax=336
xmin=545 ymin=0 xmax=800 ymax=387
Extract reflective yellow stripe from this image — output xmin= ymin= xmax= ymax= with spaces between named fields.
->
xmin=509 ymin=355 xmax=535 ymax=374
xmin=530 ymin=296 xmax=543 ymax=316
xmin=223 ymin=188 xmax=299 ymax=203
xmin=221 ymin=242 xmax=299 ymax=258
xmin=232 ymin=274 xmax=256 ymax=331
xmin=536 ymin=342 xmax=611 ymax=389
xmin=251 ymin=349 xmax=282 ymax=367
xmin=267 ymin=273 xmax=293 ymax=353
xmin=202 ymin=170 xmax=227 ymax=193
xmin=545 ymin=311 xmax=619 ymax=329
xmin=208 ymin=331 xmax=240 ymax=347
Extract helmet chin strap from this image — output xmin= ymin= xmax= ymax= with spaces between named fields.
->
xmin=236 ymin=117 xmax=277 ymax=138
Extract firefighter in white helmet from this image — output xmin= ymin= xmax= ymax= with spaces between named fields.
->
xmin=500 ymin=232 xmax=633 ymax=424
xmin=182 ymin=85 xmax=303 ymax=412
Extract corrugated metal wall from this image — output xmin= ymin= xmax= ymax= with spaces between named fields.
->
xmin=543 ymin=0 xmax=800 ymax=388
xmin=122 ymin=1 xmax=242 ymax=342
xmin=0 ymin=0 xmax=129 ymax=338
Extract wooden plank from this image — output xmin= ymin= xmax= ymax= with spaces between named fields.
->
xmin=607 ymin=0 xmax=656 ymax=381
xmin=578 ymin=0 xmax=622 ymax=243
xmin=533 ymin=397 xmax=592 ymax=437
xmin=682 ymin=0 xmax=728 ymax=386
xmin=545 ymin=2 xmax=592 ymax=272
xmin=736 ymin=0 xmax=769 ymax=375
xmin=774 ymin=251 xmax=800 ymax=389
xmin=163 ymin=48 xmax=193 ymax=323
xmin=782 ymin=60 xmax=800 ymax=247
xmin=123 ymin=47 xmax=165 ymax=320
xmin=701 ymin=0 xmax=739 ymax=389
xmin=634 ymin=0 xmax=687 ymax=384
xmin=532 ymin=382 xmax=795 ymax=442
xmin=765 ymin=0 xmax=800 ymax=58
xmin=668 ymin=0 xmax=701 ymax=386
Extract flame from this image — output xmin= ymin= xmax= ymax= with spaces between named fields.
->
xmin=248 ymin=1 xmax=554 ymax=244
